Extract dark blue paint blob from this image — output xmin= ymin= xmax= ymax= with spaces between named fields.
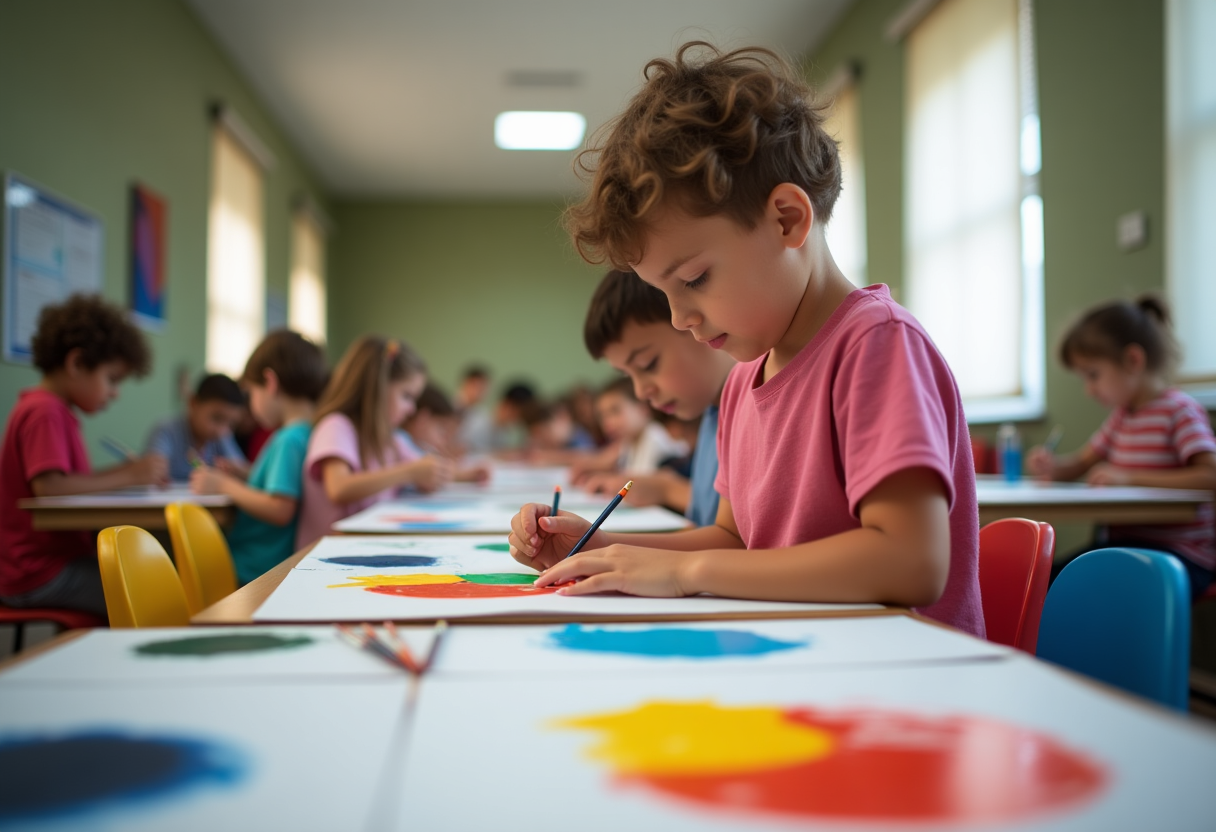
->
xmin=320 ymin=554 xmax=439 ymax=568
xmin=0 ymin=731 xmax=247 ymax=824
xmin=545 ymin=624 xmax=810 ymax=659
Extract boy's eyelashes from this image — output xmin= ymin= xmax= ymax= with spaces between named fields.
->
xmin=684 ymin=272 xmax=708 ymax=290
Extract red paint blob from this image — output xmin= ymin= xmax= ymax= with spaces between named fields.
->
xmin=620 ymin=708 xmax=1106 ymax=824
xmin=367 ymin=583 xmax=558 ymax=599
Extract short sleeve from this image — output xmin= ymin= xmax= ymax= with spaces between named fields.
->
xmin=305 ymin=414 xmax=362 ymax=480
xmin=833 ymin=321 xmax=958 ymax=515
xmin=19 ymin=406 xmax=77 ymax=480
xmin=1086 ymin=411 xmax=1119 ymax=460
xmin=145 ymin=420 xmax=176 ymax=458
xmin=1173 ymin=399 xmax=1216 ymax=462
xmin=259 ymin=428 xmax=308 ymax=499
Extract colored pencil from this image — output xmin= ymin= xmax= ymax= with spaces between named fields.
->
xmin=1044 ymin=425 xmax=1065 ymax=454
xmin=187 ymin=448 xmax=203 ymax=469
xmin=100 ymin=436 xmax=137 ymax=461
xmin=382 ymin=621 xmax=423 ymax=674
xmin=335 ymin=624 xmax=408 ymax=672
xmin=564 ymin=480 xmax=632 ymax=559
xmin=551 ymin=485 xmax=561 ymax=518
xmin=422 ymin=620 xmax=448 ymax=672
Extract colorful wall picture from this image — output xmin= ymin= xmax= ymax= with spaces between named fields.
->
xmin=393 ymin=660 xmax=1216 ymax=831
xmin=254 ymin=535 xmax=880 ymax=623
xmin=427 ymin=616 xmax=1006 ymax=677
xmin=0 ymin=678 xmax=408 ymax=831
xmin=129 ymin=183 xmax=167 ymax=329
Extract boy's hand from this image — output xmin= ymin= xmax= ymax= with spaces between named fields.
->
xmin=410 ymin=456 xmax=455 ymax=493
xmin=1026 ymin=446 xmax=1055 ymax=479
xmin=1087 ymin=463 xmax=1132 ymax=487
xmin=190 ymin=465 xmax=232 ymax=495
xmin=534 ymin=545 xmax=695 ymax=597
xmin=508 ymin=505 xmax=603 ymax=571
xmin=457 ymin=462 xmax=491 ymax=484
xmin=215 ymin=457 xmax=249 ymax=480
xmin=130 ymin=454 xmax=169 ymax=487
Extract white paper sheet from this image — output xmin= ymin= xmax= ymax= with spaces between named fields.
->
xmin=393 ymin=657 xmax=1216 ymax=832
xmin=332 ymin=494 xmax=689 ymax=533
xmin=429 ymin=616 xmax=1008 ymax=676
xmin=0 ymin=678 xmax=408 ymax=832
xmin=253 ymin=535 xmax=881 ymax=622
xmin=0 ymin=626 xmax=436 ymax=685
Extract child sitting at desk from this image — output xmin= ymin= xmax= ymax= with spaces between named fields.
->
xmin=297 ymin=337 xmax=454 ymax=547
xmin=190 ymin=330 xmax=329 ymax=584
xmin=577 ymin=269 xmax=736 ymax=526
xmin=145 ymin=373 xmax=248 ymax=481
xmin=402 ymin=383 xmax=489 ymax=483
xmin=1028 ymin=297 xmax=1216 ymax=597
xmin=570 ymin=378 xmax=690 ymax=484
xmin=0 ymin=294 xmax=167 ymax=616
xmin=510 ymin=43 xmax=983 ymax=635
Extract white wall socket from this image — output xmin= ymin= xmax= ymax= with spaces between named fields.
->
xmin=1116 ymin=210 xmax=1148 ymax=252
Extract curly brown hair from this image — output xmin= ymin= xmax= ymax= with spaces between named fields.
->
xmin=565 ymin=41 xmax=841 ymax=268
xmin=31 ymin=293 xmax=151 ymax=376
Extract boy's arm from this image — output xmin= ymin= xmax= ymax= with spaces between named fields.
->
xmin=581 ymin=469 xmax=692 ymax=513
xmin=1090 ymin=451 xmax=1216 ymax=490
xmin=536 ymin=467 xmax=950 ymax=608
xmin=31 ymin=456 xmax=169 ymax=496
xmin=213 ymin=477 xmax=296 ymax=526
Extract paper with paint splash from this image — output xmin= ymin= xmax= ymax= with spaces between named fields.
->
xmin=0 ymin=677 xmax=409 ymax=831
xmin=394 ymin=660 xmax=1216 ymax=832
xmin=254 ymin=535 xmax=881 ymax=623
xmin=332 ymin=492 xmax=690 ymax=534
xmin=425 ymin=617 xmax=1008 ymax=676
xmin=0 ymin=626 xmax=434 ymax=683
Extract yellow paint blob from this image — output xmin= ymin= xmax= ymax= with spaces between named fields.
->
xmin=551 ymin=700 xmax=833 ymax=776
xmin=327 ymin=573 xmax=463 ymax=589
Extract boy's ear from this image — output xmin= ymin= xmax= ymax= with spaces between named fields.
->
xmin=262 ymin=368 xmax=280 ymax=394
xmin=767 ymin=183 xmax=814 ymax=249
xmin=63 ymin=348 xmax=86 ymax=376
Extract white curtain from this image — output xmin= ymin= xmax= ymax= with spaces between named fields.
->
xmin=290 ymin=210 xmax=327 ymax=345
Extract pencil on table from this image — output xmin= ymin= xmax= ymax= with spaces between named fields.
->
xmin=422 ymin=620 xmax=448 ymax=673
xmin=564 ymin=480 xmax=633 ymax=559
xmin=382 ymin=621 xmax=422 ymax=674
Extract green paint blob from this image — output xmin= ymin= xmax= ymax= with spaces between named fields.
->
xmin=133 ymin=633 xmax=314 ymax=658
xmin=475 ymin=542 xmax=512 ymax=552
xmin=457 ymin=573 xmax=537 ymax=585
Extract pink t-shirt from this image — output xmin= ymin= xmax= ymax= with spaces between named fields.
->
xmin=715 ymin=285 xmax=984 ymax=636
xmin=0 ymin=388 xmax=95 ymax=596
xmin=296 ymin=413 xmax=420 ymax=548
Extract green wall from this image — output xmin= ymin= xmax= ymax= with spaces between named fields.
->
xmin=329 ymin=200 xmax=612 ymax=398
xmin=806 ymin=0 xmax=1170 ymax=453
xmin=0 ymin=0 xmax=327 ymax=459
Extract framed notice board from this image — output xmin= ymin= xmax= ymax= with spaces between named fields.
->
xmin=3 ymin=172 xmax=104 ymax=363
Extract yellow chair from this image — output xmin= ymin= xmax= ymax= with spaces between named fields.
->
xmin=165 ymin=502 xmax=237 ymax=615
xmin=97 ymin=526 xmax=191 ymax=628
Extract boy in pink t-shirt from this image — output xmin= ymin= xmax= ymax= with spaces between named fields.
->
xmin=0 ymin=295 xmax=167 ymax=616
xmin=508 ymin=43 xmax=984 ymax=636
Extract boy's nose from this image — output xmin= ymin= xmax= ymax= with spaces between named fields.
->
xmin=669 ymin=303 xmax=699 ymax=332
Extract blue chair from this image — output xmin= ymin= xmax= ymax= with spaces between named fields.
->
xmin=1036 ymin=547 xmax=1191 ymax=711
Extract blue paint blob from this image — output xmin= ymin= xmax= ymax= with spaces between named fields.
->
xmin=0 ymin=730 xmax=247 ymax=824
xmin=546 ymin=624 xmax=809 ymax=659
xmin=320 ymin=554 xmax=439 ymax=568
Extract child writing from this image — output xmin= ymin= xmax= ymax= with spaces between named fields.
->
xmin=401 ymin=383 xmax=490 ymax=483
xmin=1028 ymin=297 xmax=1216 ymax=597
xmin=509 ymin=43 xmax=984 ymax=635
xmin=0 ymin=294 xmax=167 ymax=616
xmin=189 ymin=330 xmax=329 ymax=584
xmin=578 ymin=269 xmax=736 ymax=525
xmin=145 ymin=372 xmax=248 ymax=481
xmin=297 ymin=336 xmax=453 ymax=547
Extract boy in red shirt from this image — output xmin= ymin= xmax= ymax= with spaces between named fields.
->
xmin=509 ymin=43 xmax=983 ymax=635
xmin=0 ymin=295 xmax=167 ymax=616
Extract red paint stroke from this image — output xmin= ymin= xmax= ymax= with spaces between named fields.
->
xmin=366 ymin=583 xmax=558 ymax=599
xmin=619 ymin=708 xmax=1107 ymax=823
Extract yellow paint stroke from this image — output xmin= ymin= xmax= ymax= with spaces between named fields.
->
xmin=550 ymin=700 xmax=834 ymax=776
xmin=327 ymin=573 xmax=462 ymax=589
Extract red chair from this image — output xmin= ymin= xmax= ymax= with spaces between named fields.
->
xmin=978 ymin=518 xmax=1055 ymax=653
xmin=0 ymin=603 xmax=105 ymax=653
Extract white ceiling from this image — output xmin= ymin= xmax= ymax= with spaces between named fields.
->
xmin=185 ymin=0 xmax=856 ymax=200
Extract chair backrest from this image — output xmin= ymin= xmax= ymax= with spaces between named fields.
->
xmin=978 ymin=518 xmax=1054 ymax=653
xmin=165 ymin=502 xmax=237 ymax=614
xmin=1036 ymin=547 xmax=1191 ymax=710
xmin=97 ymin=526 xmax=191 ymax=628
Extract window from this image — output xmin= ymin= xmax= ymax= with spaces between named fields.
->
xmin=206 ymin=122 xmax=266 ymax=378
xmin=823 ymin=79 xmax=868 ymax=286
xmin=289 ymin=206 xmax=327 ymax=345
xmin=1167 ymin=0 xmax=1216 ymax=386
xmin=903 ymin=0 xmax=1043 ymax=421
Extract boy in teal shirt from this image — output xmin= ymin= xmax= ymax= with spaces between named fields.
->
xmin=190 ymin=330 xmax=328 ymax=584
